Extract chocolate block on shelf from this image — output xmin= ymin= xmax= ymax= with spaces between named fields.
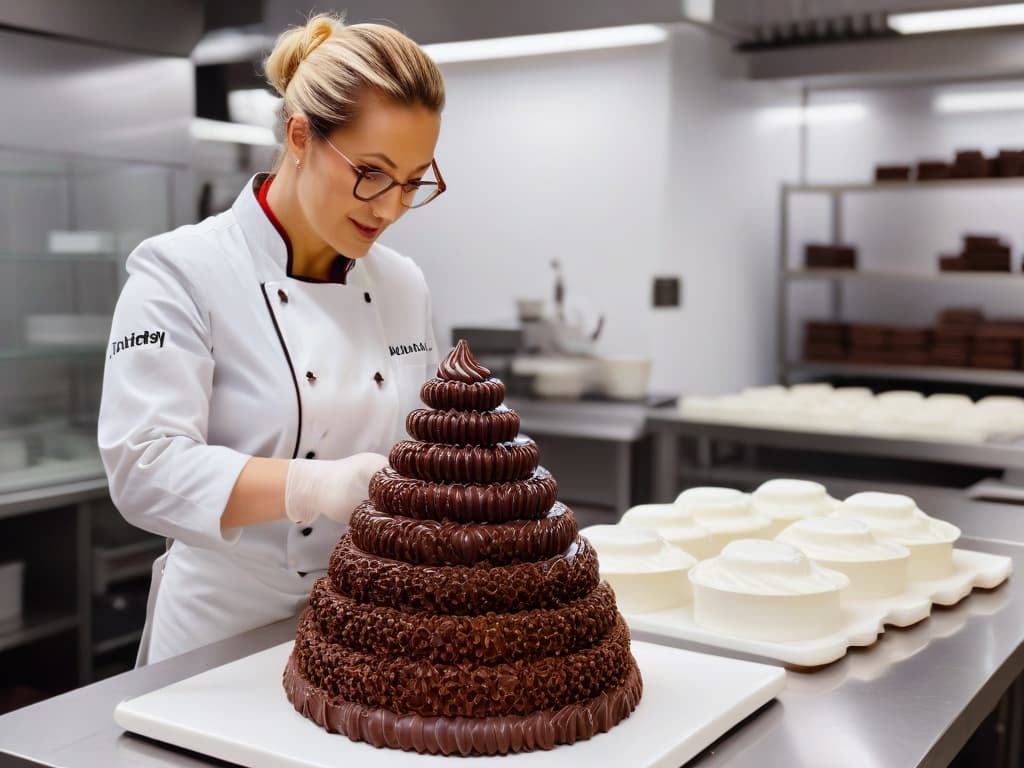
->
xmin=917 ymin=160 xmax=951 ymax=181
xmin=803 ymin=342 xmax=847 ymax=362
xmin=963 ymin=246 xmax=1011 ymax=272
xmin=971 ymin=353 xmax=1019 ymax=370
xmin=994 ymin=149 xmax=1024 ymax=177
xmin=950 ymin=150 xmax=992 ymax=179
xmin=889 ymin=328 xmax=932 ymax=348
xmin=804 ymin=320 xmax=848 ymax=344
xmin=930 ymin=348 xmax=970 ymax=367
xmin=937 ymin=308 xmax=984 ymax=327
xmin=805 ymin=244 xmax=857 ymax=269
xmin=848 ymin=324 xmax=891 ymax=347
xmin=933 ymin=326 xmax=973 ymax=344
xmin=939 ymin=255 xmax=968 ymax=271
xmin=963 ymin=234 xmax=1005 ymax=251
xmin=884 ymin=349 xmax=930 ymax=366
xmin=975 ymin=321 xmax=1024 ymax=340
xmin=875 ymin=165 xmax=912 ymax=182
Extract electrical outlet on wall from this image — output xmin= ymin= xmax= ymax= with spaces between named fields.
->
xmin=652 ymin=276 xmax=682 ymax=308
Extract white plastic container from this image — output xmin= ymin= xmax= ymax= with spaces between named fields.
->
xmin=581 ymin=525 xmax=696 ymax=613
xmin=619 ymin=503 xmax=716 ymax=560
xmin=750 ymin=478 xmax=838 ymax=537
xmin=689 ymin=539 xmax=848 ymax=642
xmin=596 ymin=356 xmax=652 ymax=400
xmin=835 ymin=492 xmax=960 ymax=580
xmin=776 ymin=517 xmax=911 ymax=599
xmin=0 ymin=560 xmax=25 ymax=626
xmin=675 ymin=487 xmax=773 ymax=555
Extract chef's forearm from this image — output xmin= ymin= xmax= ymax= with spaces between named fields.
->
xmin=221 ymin=456 xmax=290 ymax=530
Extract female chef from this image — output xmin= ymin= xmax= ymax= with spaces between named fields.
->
xmin=98 ymin=14 xmax=446 ymax=665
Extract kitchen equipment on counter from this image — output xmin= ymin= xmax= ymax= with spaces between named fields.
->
xmin=596 ymin=355 xmax=652 ymax=400
xmin=511 ymin=355 xmax=595 ymax=400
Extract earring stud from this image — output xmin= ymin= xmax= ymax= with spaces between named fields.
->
xmin=295 ymin=158 xmax=301 ymax=168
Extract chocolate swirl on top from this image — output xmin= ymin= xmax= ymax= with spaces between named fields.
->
xmin=437 ymin=339 xmax=492 ymax=383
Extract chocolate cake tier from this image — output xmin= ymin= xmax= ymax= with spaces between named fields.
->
xmin=283 ymin=651 xmax=642 ymax=756
xmin=389 ymin=438 xmax=539 ymax=484
xmin=329 ymin=534 xmax=599 ymax=614
xmin=420 ymin=377 xmax=506 ymax=412
xmin=406 ymin=406 xmax=520 ymax=446
xmin=349 ymin=500 xmax=577 ymax=566
xmin=308 ymin=578 xmax=618 ymax=664
xmin=292 ymin=608 xmax=635 ymax=718
xmin=369 ymin=466 xmax=558 ymax=523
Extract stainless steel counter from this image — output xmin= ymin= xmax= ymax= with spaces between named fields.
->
xmin=0 ymin=499 xmax=1022 ymax=767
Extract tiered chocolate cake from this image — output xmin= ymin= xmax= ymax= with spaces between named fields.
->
xmin=283 ymin=340 xmax=642 ymax=756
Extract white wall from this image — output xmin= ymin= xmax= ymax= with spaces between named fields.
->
xmin=381 ymin=24 xmax=799 ymax=397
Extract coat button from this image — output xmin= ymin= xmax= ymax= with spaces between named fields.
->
xmin=364 ymin=292 xmax=371 ymax=303
xmin=305 ymin=451 xmax=316 ymax=459
xmin=373 ymin=371 xmax=384 ymax=386
xmin=301 ymin=527 xmax=313 ymax=536
xmin=306 ymin=371 xmax=317 ymax=383
xmin=277 ymin=289 xmax=288 ymax=303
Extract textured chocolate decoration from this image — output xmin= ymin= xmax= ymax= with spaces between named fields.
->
xmin=349 ymin=501 xmax=577 ymax=566
xmin=436 ymin=339 xmax=492 ymax=383
xmin=293 ymin=609 xmax=635 ymax=717
xmin=369 ymin=467 xmax=557 ymax=523
xmin=283 ymin=652 xmax=643 ymax=756
xmin=329 ymin=534 xmax=599 ymax=614
xmin=308 ymin=577 xmax=618 ymax=664
xmin=389 ymin=438 xmax=539 ymax=484
xmin=406 ymin=406 xmax=520 ymax=446
xmin=420 ymin=377 xmax=506 ymax=412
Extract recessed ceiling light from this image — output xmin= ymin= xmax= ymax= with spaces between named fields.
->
xmin=934 ymin=89 xmax=1024 ymax=113
xmin=889 ymin=3 xmax=1024 ymax=35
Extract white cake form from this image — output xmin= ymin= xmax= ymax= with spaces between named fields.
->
xmin=750 ymin=479 xmax=839 ymax=537
xmin=835 ymin=492 xmax=960 ymax=579
xmin=688 ymin=539 xmax=849 ymax=642
xmin=674 ymin=487 xmax=773 ymax=555
xmin=776 ymin=517 xmax=911 ymax=599
xmin=876 ymin=390 xmax=926 ymax=408
xmin=580 ymin=524 xmax=697 ymax=613
xmin=619 ymin=503 xmax=716 ymax=560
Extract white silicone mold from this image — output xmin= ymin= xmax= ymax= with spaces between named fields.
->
xmin=750 ymin=479 xmax=838 ymax=537
xmin=618 ymin=503 xmax=717 ymax=560
xmin=674 ymin=487 xmax=772 ymax=554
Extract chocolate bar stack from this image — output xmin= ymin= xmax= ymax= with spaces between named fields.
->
xmin=805 ymin=244 xmax=857 ymax=270
xmin=971 ymin=320 xmax=1024 ymax=370
xmin=949 ymin=150 xmax=991 ymax=179
xmin=847 ymin=324 xmax=891 ymax=365
xmin=939 ymin=234 xmax=1012 ymax=272
xmin=916 ymin=160 xmax=951 ymax=181
xmin=930 ymin=308 xmax=980 ymax=368
xmin=994 ymin=150 xmax=1024 ymax=177
xmin=887 ymin=327 xmax=932 ymax=366
xmin=803 ymin=321 xmax=848 ymax=362
xmin=874 ymin=165 xmax=911 ymax=182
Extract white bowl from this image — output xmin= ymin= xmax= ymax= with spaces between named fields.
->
xmin=674 ymin=487 xmax=773 ymax=555
xmin=835 ymin=492 xmax=960 ymax=580
xmin=750 ymin=479 xmax=839 ymax=537
xmin=580 ymin=524 xmax=696 ymax=613
xmin=776 ymin=517 xmax=910 ymax=599
xmin=619 ymin=503 xmax=716 ymax=560
xmin=596 ymin=356 xmax=651 ymax=400
xmin=689 ymin=539 xmax=848 ymax=642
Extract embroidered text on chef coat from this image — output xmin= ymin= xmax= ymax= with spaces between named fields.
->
xmin=108 ymin=330 xmax=166 ymax=359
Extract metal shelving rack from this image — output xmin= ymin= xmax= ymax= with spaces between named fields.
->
xmin=777 ymin=177 xmax=1024 ymax=388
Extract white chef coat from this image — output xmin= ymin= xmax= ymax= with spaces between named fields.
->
xmin=97 ymin=174 xmax=438 ymax=664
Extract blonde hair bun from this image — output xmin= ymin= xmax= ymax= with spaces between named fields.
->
xmin=265 ymin=12 xmax=345 ymax=96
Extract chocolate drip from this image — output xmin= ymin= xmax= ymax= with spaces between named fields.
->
xmin=283 ymin=652 xmax=643 ymax=756
xmin=350 ymin=501 xmax=577 ymax=566
xmin=436 ymin=339 xmax=492 ymax=383
xmin=389 ymin=438 xmax=539 ymax=484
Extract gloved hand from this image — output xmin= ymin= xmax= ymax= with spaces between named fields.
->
xmin=284 ymin=452 xmax=389 ymax=525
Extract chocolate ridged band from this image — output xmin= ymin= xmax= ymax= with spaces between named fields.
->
xmin=309 ymin=578 xmax=618 ymax=664
xmin=329 ymin=534 xmax=599 ymax=614
xmin=349 ymin=501 xmax=577 ymax=566
xmin=283 ymin=650 xmax=642 ymax=756
xmin=389 ymin=438 xmax=539 ymax=484
xmin=406 ymin=407 xmax=520 ymax=446
xmin=369 ymin=467 xmax=557 ymax=523
xmin=293 ymin=609 xmax=635 ymax=717
xmin=420 ymin=378 xmax=506 ymax=412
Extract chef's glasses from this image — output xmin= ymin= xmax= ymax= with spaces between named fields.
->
xmin=319 ymin=134 xmax=445 ymax=209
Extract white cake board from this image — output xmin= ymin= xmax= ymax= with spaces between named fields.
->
xmin=114 ymin=640 xmax=785 ymax=768
xmin=627 ymin=548 xmax=1012 ymax=668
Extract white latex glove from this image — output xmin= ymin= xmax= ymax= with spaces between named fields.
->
xmin=284 ymin=452 xmax=389 ymax=525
